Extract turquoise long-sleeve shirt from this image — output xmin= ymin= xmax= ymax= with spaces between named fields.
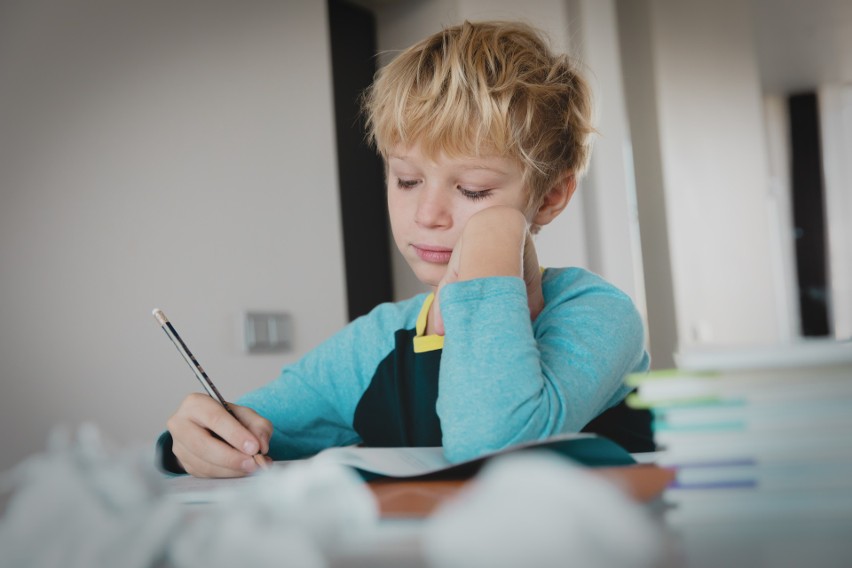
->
xmin=158 ymin=267 xmax=651 ymax=473
xmin=241 ymin=267 xmax=648 ymax=461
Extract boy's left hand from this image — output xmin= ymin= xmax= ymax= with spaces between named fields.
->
xmin=428 ymin=207 xmax=544 ymax=335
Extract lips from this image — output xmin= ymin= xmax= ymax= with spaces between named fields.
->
xmin=413 ymin=244 xmax=452 ymax=264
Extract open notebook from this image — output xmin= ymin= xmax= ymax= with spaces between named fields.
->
xmin=310 ymin=432 xmax=635 ymax=480
xmin=166 ymin=433 xmax=636 ymax=502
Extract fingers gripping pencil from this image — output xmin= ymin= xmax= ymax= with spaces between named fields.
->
xmin=152 ymin=308 xmax=268 ymax=470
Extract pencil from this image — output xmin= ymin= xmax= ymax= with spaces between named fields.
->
xmin=152 ymin=308 xmax=268 ymax=471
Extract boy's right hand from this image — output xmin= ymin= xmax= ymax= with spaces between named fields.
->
xmin=428 ymin=207 xmax=539 ymax=336
xmin=167 ymin=393 xmax=273 ymax=478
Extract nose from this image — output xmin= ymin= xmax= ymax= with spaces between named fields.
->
xmin=415 ymin=184 xmax=452 ymax=229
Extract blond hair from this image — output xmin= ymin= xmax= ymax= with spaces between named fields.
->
xmin=363 ymin=20 xmax=594 ymax=210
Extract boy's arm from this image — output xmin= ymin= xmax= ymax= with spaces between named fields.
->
xmin=160 ymin=300 xmax=414 ymax=474
xmin=429 ymin=207 xmax=542 ymax=335
xmin=434 ymin=217 xmax=648 ymax=463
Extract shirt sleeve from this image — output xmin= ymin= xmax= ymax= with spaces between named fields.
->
xmin=435 ymin=270 xmax=649 ymax=463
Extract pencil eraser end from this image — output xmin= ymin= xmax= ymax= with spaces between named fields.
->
xmin=152 ymin=309 xmax=167 ymax=325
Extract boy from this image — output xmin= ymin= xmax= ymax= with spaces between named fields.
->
xmin=159 ymin=20 xmax=651 ymax=478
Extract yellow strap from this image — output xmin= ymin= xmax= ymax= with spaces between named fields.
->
xmin=413 ymin=293 xmax=444 ymax=353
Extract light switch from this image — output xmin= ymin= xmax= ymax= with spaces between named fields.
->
xmin=244 ymin=311 xmax=292 ymax=354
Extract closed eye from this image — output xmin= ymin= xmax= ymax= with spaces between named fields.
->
xmin=458 ymin=187 xmax=493 ymax=201
xmin=396 ymin=178 xmax=420 ymax=189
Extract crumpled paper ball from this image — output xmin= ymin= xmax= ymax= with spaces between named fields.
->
xmin=422 ymin=451 xmax=665 ymax=568
xmin=0 ymin=424 xmax=379 ymax=568
xmin=167 ymin=458 xmax=379 ymax=568
xmin=0 ymin=423 xmax=182 ymax=568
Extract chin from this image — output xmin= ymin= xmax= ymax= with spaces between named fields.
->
xmin=410 ymin=265 xmax=445 ymax=289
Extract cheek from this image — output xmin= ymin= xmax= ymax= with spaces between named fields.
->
xmin=453 ymin=206 xmax=479 ymax=229
xmin=386 ymin=192 xmax=404 ymax=226
xmin=387 ymin=188 xmax=424 ymax=224
xmin=386 ymin=192 xmax=410 ymax=246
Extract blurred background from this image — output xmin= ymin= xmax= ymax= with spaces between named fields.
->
xmin=1 ymin=0 xmax=849 ymax=474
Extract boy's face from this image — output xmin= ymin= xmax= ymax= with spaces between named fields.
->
xmin=386 ymin=143 xmax=532 ymax=290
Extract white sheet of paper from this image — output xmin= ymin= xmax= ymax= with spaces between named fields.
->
xmin=165 ymin=447 xmax=449 ymax=504
xmin=312 ymin=446 xmax=449 ymax=476
xmin=165 ymin=434 xmax=601 ymax=503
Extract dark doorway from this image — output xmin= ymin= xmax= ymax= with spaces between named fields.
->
xmin=328 ymin=0 xmax=394 ymax=320
xmin=788 ymin=92 xmax=830 ymax=336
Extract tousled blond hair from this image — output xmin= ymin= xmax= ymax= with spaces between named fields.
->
xmin=363 ymin=20 xmax=594 ymax=210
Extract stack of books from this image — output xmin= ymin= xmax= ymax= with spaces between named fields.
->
xmin=627 ymin=341 xmax=852 ymax=525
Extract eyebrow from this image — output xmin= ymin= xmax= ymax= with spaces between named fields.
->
xmin=387 ymin=154 xmax=509 ymax=176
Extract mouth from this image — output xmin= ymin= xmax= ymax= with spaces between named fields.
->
xmin=412 ymin=244 xmax=453 ymax=264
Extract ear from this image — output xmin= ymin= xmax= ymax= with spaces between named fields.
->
xmin=531 ymin=174 xmax=576 ymax=227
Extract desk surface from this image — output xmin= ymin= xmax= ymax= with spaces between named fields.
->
xmin=351 ymin=465 xmax=852 ymax=568
xmin=368 ymin=463 xmax=674 ymax=518
xmin=164 ymin=458 xmax=852 ymax=568
xmin=7 ymin=454 xmax=850 ymax=568
xmin=333 ymin=487 xmax=852 ymax=568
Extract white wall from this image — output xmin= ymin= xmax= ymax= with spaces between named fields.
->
xmin=616 ymin=0 xmax=679 ymax=368
xmin=566 ymin=0 xmax=648 ymax=320
xmin=619 ymin=0 xmax=785 ymax=364
xmin=761 ymin=95 xmax=801 ymax=342
xmin=819 ymin=85 xmax=852 ymax=340
xmin=0 ymin=1 xmax=347 ymax=473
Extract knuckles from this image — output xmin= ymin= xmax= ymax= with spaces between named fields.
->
xmin=183 ymin=392 xmax=211 ymax=410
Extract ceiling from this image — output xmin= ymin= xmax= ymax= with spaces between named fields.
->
xmin=750 ymin=0 xmax=852 ymax=93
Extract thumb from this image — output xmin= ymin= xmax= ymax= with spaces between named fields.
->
xmin=429 ymin=292 xmax=445 ymax=336
xmin=429 ymin=243 xmax=462 ymax=336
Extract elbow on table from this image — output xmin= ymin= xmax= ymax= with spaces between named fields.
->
xmin=441 ymin=437 xmax=489 ymax=464
xmin=441 ymin=421 xmax=540 ymax=464
xmin=438 ymin=395 xmax=559 ymax=463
